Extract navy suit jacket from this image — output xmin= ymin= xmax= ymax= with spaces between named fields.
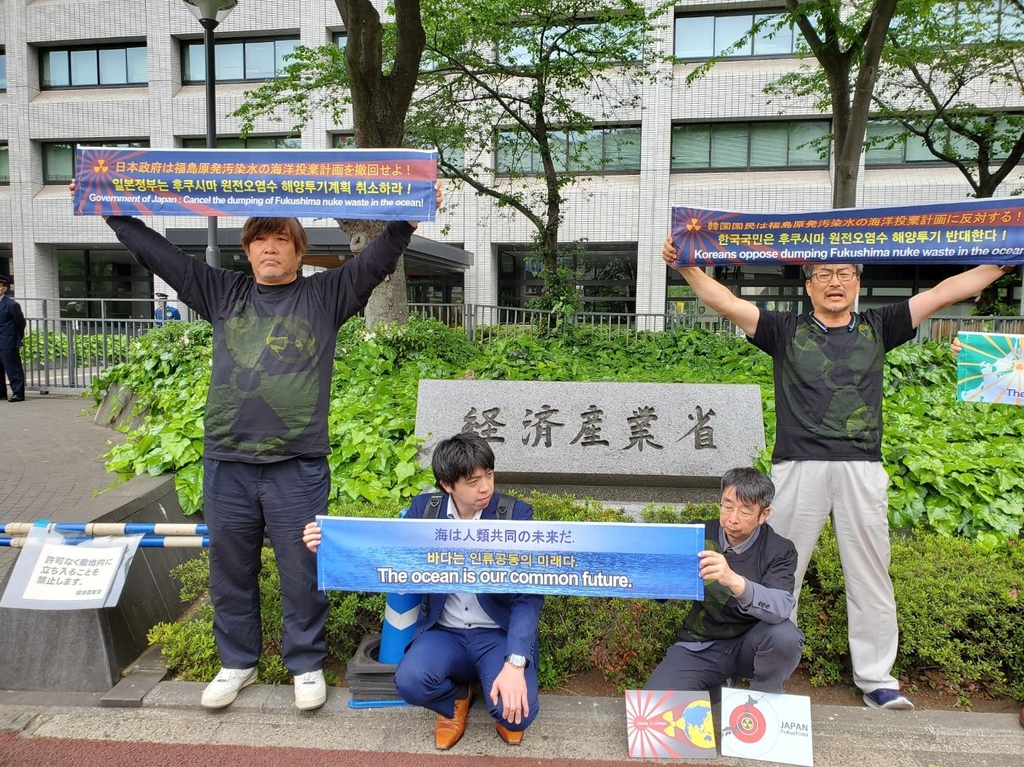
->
xmin=403 ymin=491 xmax=543 ymax=660
xmin=0 ymin=295 xmax=26 ymax=350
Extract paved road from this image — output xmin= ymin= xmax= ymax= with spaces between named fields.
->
xmin=0 ymin=394 xmax=123 ymax=580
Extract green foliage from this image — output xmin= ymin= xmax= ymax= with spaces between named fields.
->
xmin=800 ymin=524 xmax=1024 ymax=700
xmin=22 ymin=330 xmax=131 ymax=366
xmin=93 ymin=319 xmax=1023 ymax=542
xmin=883 ymin=342 xmax=1024 ymax=545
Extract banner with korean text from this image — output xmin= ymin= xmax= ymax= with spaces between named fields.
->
xmin=73 ymin=147 xmax=437 ymax=220
xmin=316 ymin=517 xmax=705 ymax=600
xmin=670 ymin=198 xmax=1024 ymax=266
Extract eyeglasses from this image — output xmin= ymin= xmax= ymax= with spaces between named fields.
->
xmin=719 ymin=504 xmax=760 ymax=521
xmin=810 ymin=268 xmax=859 ymax=284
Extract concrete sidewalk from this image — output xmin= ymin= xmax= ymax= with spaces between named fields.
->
xmin=1 ymin=682 xmax=1022 ymax=767
xmin=0 ymin=394 xmax=124 ymax=581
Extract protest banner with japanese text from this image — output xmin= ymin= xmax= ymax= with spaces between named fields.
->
xmin=73 ymin=147 xmax=437 ymax=220
xmin=316 ymin=517 xmax=705 ymax=601
xmin=671 ymin=198 xmax=1024 ymax=266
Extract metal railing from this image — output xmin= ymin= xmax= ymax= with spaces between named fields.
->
xmin=11 ymin=299 xmax=1023 ymax=393
xmin=409 ymin=303 xmax=737 ymax=342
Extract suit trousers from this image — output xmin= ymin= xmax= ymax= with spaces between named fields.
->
xmin=769 ymin=459 xmax=899 ymax=694
xmin=394 ymin=625 xmax=540 ymax=732
xmin=643 ymin=621 xmax=804 ymax=696
xmin=0 ymin=348 xmax=25 ymax=398
xmin=202 ymin=456 xmax=330 ymax=676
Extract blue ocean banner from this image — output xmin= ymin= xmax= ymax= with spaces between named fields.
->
xmin=956 ymin=331 xmax=1024 ymax=407
xmin=73 ymin=147 xmax=437 ymax=220
xmin=671 ymin=198 xmax=1024 ymax=266
xmin=316 ymin=517 xmax=705 ymax=600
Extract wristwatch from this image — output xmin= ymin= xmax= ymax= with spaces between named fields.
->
xmin=505 ymin=653 xmax=528 ymax=669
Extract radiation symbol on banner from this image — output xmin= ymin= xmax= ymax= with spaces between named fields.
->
xmin=729 ymin=697 xmax=768 ymax=744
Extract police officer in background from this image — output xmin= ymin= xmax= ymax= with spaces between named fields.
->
xmin=0 ymin=275 xmax=26 ymax=402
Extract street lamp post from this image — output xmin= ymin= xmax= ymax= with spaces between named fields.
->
xmin=182 ymin=0 xmax=238 ymax=269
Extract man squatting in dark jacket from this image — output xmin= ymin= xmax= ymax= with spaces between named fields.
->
xmin=304 ymin=432 xmax=542 ymax=749
xmin=645 ymin=467 xmax=803 ymax=698
xmin=70 ymin=179 xmax=441 ymax=712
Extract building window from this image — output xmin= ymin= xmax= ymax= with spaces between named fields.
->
xmin=58 ymin=248 xmax=155 ymax=319
xmin=182 ymin=136 xmax=301 ymax=149
xmin=497 ymin=244 xmax=638 ymax=313
xmin=0 ymin=50 xmax=6 ymax=91
xmin=41 ymin=45 xmax=147 ymax=88
xmin=864 ymin=119 xmax=1015 ymax=165
xmin=333 ymin=31 xmax=348 ymax=48
xmin=675 ymin=11 xmax=794 ymax=59
xmin=933 ymin=0 xmax=1024 ymax=42
xmin=182 ymin=36 xmax=300 ymax=83
xmin=671 ymin=120 xmax=829 ymax=170
xmin=0 ymin=144 xmax=8 ymax=184
xmin=496 ymin=126 xmax=641 ymax=175
xmin=43 ymin=140 xmax=149 ymax=184
xmin=332 ymin=133 xmax=356 ymax=148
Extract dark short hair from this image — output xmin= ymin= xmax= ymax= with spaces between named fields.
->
xmin=801 ymin=263 xmax=864 ymax=280
xmin=240 ymin=217 xmax=309 ymax=259
xmin=0 ymin=275 xmax=9 ymax=287
xmin=720 ymin=467 xmax=775 ymax=511
xmin=432 ymin=432 xmax=496 ymax=489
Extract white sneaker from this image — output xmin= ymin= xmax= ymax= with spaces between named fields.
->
xmin=201 ymin=667 xmax=258 ymax=709
xmin=294 ymin=669 xmax=327 ymax=710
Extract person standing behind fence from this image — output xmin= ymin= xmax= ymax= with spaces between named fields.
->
xmin=70 ymin=179 xmax=442 ymax=712
xmin=154 ymin=292 xmax=181 ymax=326
xmin=662 ymin=235 xmax=1014 ymax=710
xmin=0 ymin=276 xmax=26 ymax=403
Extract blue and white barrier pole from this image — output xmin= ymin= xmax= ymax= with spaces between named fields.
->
xmin=379 ymin=593 xmax=420 ymax=664
xmin=0 ymin=522 xmax=208 ymax=536
xmin=0 ymin=533 xmax=209 ymax=548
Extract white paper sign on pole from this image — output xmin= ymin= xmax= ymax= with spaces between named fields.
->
xmin=1 ymin=525 xmax=143 ymax=610
xmin=720 ymin=687 xmax=813 ymax=767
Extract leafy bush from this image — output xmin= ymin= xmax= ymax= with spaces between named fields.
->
xmin=800 ymin=523 xmax=1024 ymax=701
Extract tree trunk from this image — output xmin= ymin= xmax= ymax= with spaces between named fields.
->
xmin=335 ymin=218 xmax=410 ymax=326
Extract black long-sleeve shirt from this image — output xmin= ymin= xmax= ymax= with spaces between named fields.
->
xmin=107 ymin=216 xmax=413 ymax=462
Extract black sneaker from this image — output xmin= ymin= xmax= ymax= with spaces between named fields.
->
xmin=8 ymin=395 xmax=24 ymax=402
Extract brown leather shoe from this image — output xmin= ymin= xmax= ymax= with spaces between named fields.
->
xmin=434 ymin=687 xmax=474 ymax=750
xmin=495 ymin=722 xmax=524 ymax=746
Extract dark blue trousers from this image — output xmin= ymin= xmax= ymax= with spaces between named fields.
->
xmin=0 ymin=348 xmax=25 ymax=398
xmin=394 ymin=625 xmax=540 ymax=732
xmin=202 ymin=456 xmax=330 ymax=676
xmin=644 ymin=620 xmax=804 ymax=695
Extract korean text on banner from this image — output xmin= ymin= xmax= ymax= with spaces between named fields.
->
xmin=73 ymin=147 xmax=437 ymax=220
xmin=671 ymin=198 xmax=1024 ymax=266
xmin=316 ymin=517 xmax=705 ymax=601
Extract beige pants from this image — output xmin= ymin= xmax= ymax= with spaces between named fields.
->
xmin=770 ymin=460 xmax=899 ymax=693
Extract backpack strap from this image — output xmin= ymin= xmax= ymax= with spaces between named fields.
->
xmin=495 ymin=492 xmax=515 ymax=521
xmin=423 ymin=492 xmax=445 ymax=519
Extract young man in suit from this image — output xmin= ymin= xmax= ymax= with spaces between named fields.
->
xmin=304 ymin=432 xmax=543 ymax=749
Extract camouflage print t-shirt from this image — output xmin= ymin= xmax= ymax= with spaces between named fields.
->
xmin=108 ymin=216 xmax=413 ymax=463
xmin=750 ymin=304 xmax=914 ymax=462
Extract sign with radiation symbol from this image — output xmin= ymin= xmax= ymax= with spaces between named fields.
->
xmin=729 ymin=699 xmax=768 ymax=743
xmin=720 ymin=688 xmax=814 ymax=766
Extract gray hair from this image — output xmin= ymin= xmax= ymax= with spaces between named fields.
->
xmin=720 ymin=467 xmax=775 ymax=510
